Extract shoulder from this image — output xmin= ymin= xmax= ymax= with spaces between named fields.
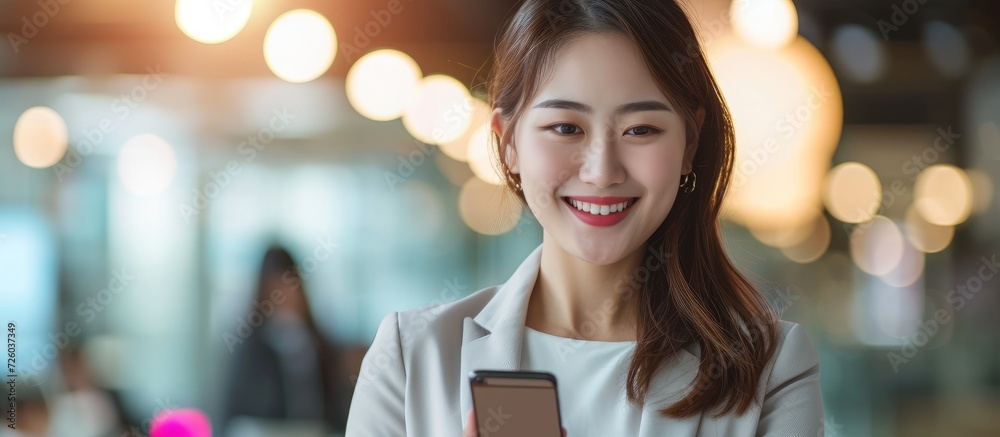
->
xmin=398 ymin=285 xmax=500 ymax=331
xmin=764 ymin=320 xmax=821 ymax=393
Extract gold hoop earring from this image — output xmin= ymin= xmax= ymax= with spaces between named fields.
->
xmin=680 ymin=171 xmax=697 ymax=193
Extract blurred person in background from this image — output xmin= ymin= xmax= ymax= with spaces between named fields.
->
xmin=46 ymin=345 xmax=121 ymax=437
xmin=221 ymin=245 xmax=349 ymax=436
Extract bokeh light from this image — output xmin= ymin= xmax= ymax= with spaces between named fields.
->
xmin=967 ymin=168 xmax=994 ymax=214
xmin=924 ymin=21 xmax=970 ymax=78
xmin=466 ymin=124 xmax=503 ymax=185
xmin=914 ymin=164 xmax=973 ymax=226
xmin=117 ymin=134 xmax=177 ymax=196
xmin=264 ymin=9 xmax=336 ymax=83
xmin=850 ymin=215 xmax=904 ymax=276
xmin=710 ymin=35 xmax=843 ymax=231
xmin=346 ymin=49 xmax=422 ymax=121
xmin=879 ymin=239 xmax=925 ymax=288
xmin=903 ymin=204 xmax=954 ymax=253
xmin=13 ymin=106 xmax=68 ymax=169
xmin=830 ymin=25 xmax=886 ymax=83
xmin=731 ymin=0 xmax=798 ymax=50
xmin=823 ymin=162 xmax=882 ymax=224
xmin=175 ymin=0 xmax=252 ymax=44
xmin=440 ymin=98 xmax=491 ymax=162
xmin=402 ymin=74 xmax=473 ymax=145
xmin=780 ymin=215 xmax=831 ymax=263
xmin=458 ymin=177 xmax=522 ymax=235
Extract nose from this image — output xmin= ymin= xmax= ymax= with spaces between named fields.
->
xmin=577 ymin=136 xmax=626 ymax=189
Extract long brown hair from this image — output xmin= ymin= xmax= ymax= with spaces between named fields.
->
xmin=487 ymin=0 xmax=779 ymax=417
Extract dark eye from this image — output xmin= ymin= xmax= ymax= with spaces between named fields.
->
xmin=549 ymin=123 xmax=581 ymax=135
xmin=625 ymin=126 xmax=660 ymax=136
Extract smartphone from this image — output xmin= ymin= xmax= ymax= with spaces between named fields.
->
xmin=468 ymin=370 xmax=563 ymax=437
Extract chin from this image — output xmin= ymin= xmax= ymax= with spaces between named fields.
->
xmin=570 ymin=240 xmax=633 ymax=266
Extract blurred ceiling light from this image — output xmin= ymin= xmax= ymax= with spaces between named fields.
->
xmin=730 ymin=0 xmax=798 ymax=50
xmin=458 ymin=177 xmax=522 ymax=235
xmin=924 ymin=21 xmax=969 ymax=78
xmin=966 ymin=168 xmax=994 ymax=214
xmin=749 ymin=219 xmax=813 ymax=248
xmin=903 ymin=204 xmax=954 ymax=253
xmin=780 ymin=214 xmax=831 ymax=263
xmin=440 ymin=98 xmax=491 ymax=162
xmin=175 ymin=0 xmax=253 ymax=44
xmin=914 ymin=164 xmax=973 ymax=226
xmin=879 ymin=239 xmax=925 ymax=288
xmin=13 ymin=106 xmax=68 ymax=169
xmin=850 ymin=215 xmax=904 ymax=276
xmin=710 ymin=35 xmax=843 ymax=231
xmin=830 ymin=25 xmax=886 ymax=83
xmin=402 ymin=74 xmax=473 ymax=145
xmin=466 ymin=124 xmax=503 ymax=185
xmin=823 ymin=162 xmax=882 ymax=223
xmin=346 ymin=49 xmax=422 ymax=121
xmin=264 ymin=9 xmax=336 ymax=83
xmin=117 ymin=134 xmax=177 ymax=196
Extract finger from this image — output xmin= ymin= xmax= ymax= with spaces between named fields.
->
xmin=463 ymin=410 xmax=478 ymax=437
xmin=562 ymin=427 xmax=567 ymax=437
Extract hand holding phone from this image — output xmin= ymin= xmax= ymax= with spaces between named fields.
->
xmin=464 ymin=370 xmax=566 ymax=437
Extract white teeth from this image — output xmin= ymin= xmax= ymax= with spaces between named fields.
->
xmin=567 ymin=198 xmax=632 ymax=215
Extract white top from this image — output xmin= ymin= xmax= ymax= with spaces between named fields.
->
xmin=519 ymin=326 xmax=643 ymax=436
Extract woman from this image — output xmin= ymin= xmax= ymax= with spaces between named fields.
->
xmin=346 ymin=0 xmax=823 ymax=435
xmin=222 ymin=246 xmax=350 ymax=435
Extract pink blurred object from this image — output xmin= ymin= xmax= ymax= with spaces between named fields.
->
xmin=150 ymin=409 xmax=212 ymax=437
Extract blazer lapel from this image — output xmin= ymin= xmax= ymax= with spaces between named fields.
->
xmin=457 ymin=242 xmax=708 ymax=434
xmin=459 ymin=243 xmax=543 ymax=419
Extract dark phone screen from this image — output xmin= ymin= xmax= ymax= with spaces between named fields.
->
xmin=472 ymin=383 xmax=561 ymax=437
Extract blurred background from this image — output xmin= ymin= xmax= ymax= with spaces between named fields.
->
xmin=0 ymin=0 xmax=997 ymax=436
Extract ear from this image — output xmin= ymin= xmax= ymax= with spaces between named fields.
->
xmin=682 ymin=107 xmax=705 ymax=174
xmin=490 ymin=108 xmax=519 ymax=173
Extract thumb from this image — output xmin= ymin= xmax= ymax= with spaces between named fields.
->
xmin=464 ymin=410 xmax=478 ymax=437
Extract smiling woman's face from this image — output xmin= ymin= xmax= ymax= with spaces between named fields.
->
xmin=495 ymin=31 xmax=700 ymax=266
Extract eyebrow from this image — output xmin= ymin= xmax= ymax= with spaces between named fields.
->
xmin=531 ymin=99 xmax=672 ymax=115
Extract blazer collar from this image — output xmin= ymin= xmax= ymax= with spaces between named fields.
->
xmin=459 ymin=243 xmax=543 ymax=417
xmin=458 ymin=242 xmax=702 ymax=425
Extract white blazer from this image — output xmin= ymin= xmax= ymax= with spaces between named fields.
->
xmin=345 ymin=243 xmax=824 ymax=436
